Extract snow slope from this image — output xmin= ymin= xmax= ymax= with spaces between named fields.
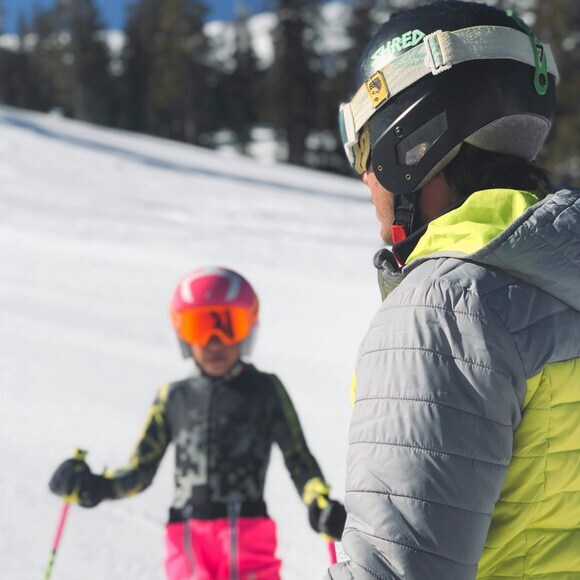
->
xmin=0 ymin=106 xmax=381 ymax=579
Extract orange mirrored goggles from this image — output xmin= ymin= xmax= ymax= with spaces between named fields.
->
xmin=172 ymin=305 xmax=257 ymax=347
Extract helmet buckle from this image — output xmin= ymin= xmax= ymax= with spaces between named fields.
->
xmin=423 ymin=30 xmax=452 ymax=76
xmin=391 ymin=225 xmax=407 ymax=244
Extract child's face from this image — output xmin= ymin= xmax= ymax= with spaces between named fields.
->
xmin=191 ymin=336 xmax=241 ymax=377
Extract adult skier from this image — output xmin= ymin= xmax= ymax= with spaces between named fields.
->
xmin=329 ymin=1 xmax=580 ymax=578
xmin=49 ymin=266 xmax=346 ymax=579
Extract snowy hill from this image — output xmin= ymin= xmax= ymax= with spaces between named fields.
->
xmin=0 ymin=105 xmax=381 ymax=579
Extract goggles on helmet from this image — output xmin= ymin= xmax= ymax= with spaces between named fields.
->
xmin=338 ymin=24 xmax=559 ymax=175
xmin=339 ymin=103 xmax=371 ymax=175
xmin=171 ymin=305 xmax=256 ymax=347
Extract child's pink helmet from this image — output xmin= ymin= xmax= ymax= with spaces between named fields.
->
xmin=170 ymin=267 xmax=259 ymax=356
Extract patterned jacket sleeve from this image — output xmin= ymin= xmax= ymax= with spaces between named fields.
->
xmin=104 ymin=384 xmax=172 ymax=499
xmin=326 ymin=268 xmax=525 ymax=579
xmin=270 ymin=375 xmax=325 ymax=497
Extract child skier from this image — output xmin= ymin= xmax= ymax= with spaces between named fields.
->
xmin=49 ymin=266 xmax=346 ymax=579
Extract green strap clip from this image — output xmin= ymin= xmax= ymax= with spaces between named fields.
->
xmin=507 ymin=10 xmax=549 ymax=95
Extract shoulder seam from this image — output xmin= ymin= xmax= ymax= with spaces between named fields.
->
xmin=346 ymin=489 xmax=492 ymax=516
xmin=342 ymin=528 xmax=479 ymax=567
xmin=360 ymin=346 xmax=512 ymax=380
xmin=354 ymin=396 xmax=512 ymax=427
xmin=349 ymin=440 xmax=510 ymax=467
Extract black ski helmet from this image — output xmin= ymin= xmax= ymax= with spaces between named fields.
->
xmin=339 ymin=1 xmax=558 ymax=235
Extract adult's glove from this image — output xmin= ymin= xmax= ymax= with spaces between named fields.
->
xmin=303 ymin=477 xmax=346 ymax=541
xmin=49 ymin=455 xmax=113 ymax=508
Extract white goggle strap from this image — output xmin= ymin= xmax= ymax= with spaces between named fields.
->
xmin=347 ymin=25 xmax=560 ymax=137
xmin=339 ymin=102 xmax=357 ymax=164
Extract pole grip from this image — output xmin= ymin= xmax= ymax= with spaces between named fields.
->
xmin=44 ymin=448 xmax=88 ymax=579
xmin=73 ymin=448 xmax=88 ymax=461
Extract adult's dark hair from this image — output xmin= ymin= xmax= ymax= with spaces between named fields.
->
xmin=443 ymin=143 xmax=552 ymax=199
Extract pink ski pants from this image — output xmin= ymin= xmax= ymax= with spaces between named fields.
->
xmin=164 ymin=516 xmax=281 ymax=580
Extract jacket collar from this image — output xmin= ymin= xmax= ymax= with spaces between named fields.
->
xmin=375 ymin=188 xmax=549 ymax=300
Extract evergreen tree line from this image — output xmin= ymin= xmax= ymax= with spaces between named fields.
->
xmin=0 ymin=0 xmax=577 ymax=183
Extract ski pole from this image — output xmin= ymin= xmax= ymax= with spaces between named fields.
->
xmin=45 ymin=448 xmax=87 ymax=580
xmin=327 ymin=540 xmax=338 ymax=564
xmin=314 ymin=491 xmax=338 ymax=565
xmin=45 ymin=502 xmax=72 ymax=580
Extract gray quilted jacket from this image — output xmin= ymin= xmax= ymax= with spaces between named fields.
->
xmin=326 ymin=188 xmax=580 ymax=579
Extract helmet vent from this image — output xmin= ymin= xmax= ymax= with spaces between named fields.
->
xmin=396 ymin=111 xmax=448 ymax=166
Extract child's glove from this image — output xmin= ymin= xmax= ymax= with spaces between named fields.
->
xmin=49 ymin=454 xmax=112 ymax=508
xmin=303 ymin=477 xmax=346 ymax=541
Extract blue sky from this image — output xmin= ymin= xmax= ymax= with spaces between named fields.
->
xmin=3 ymin=0 xmax=270 ymax=33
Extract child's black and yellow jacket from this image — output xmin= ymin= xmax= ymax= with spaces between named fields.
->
xmin=103 ymin=362 xmax=324 ymax=521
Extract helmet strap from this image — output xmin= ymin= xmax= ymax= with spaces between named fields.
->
xmin=178 ymin=337 xmax=193 ymax=359
xmin=391 ymin=192 xmax=469 ymax=266
xmin=392 ymin=191 xmax=420 ymax=242
xmin=391 ymin=190 xmax=427 ymax=266
xmin=240 ymin=327 xmax=258 ymax=358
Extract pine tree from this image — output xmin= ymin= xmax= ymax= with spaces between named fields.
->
xmin=228 ymin=5 xmax=260 ymax=153
xmin=325 ymin=0 xmax=380 ymax=174
xmin=27 ymin=0 xmax=111 ymax=123
xmin=29 ymin=4 xmax=65 ymax=112
xmin=122 ymin=0 xmax=210 ymax=144
xmin=65 ymin=0 xmax=112 ymax=123
xmin=0 ymin=14 xmax=37 ymax=110
xmin=269 ymin=0 xmax=322 ymax=165
xmin=18 ymin=16 xmax=41 ymax=110
xmin=120 ymin=0 xmax=156 ymax=133
xmin=0 ymin=0 xmax=8 ymax=104
xmin=533 ymin=0 xmax=580 ymax=185
xmin=345 ymin=0 xmax=378 ymax=75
